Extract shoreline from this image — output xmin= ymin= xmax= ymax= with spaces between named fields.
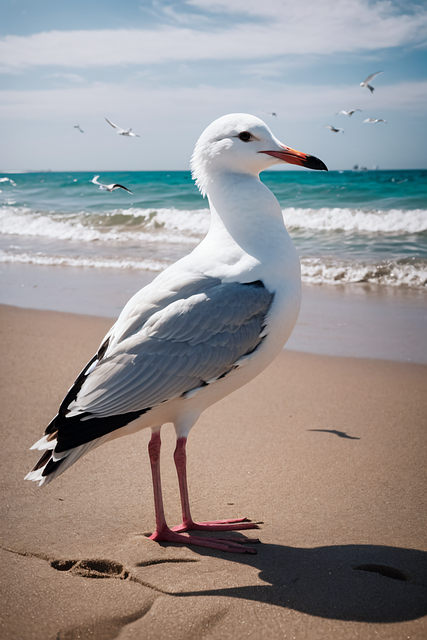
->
xmin=1 ymin=304 xmax=426 ymax=640
xmin=1 ymin=262 xmax=426 ymax=363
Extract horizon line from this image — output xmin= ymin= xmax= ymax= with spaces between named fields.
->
xmin=2 ymin=167 xmax=426 ymax=174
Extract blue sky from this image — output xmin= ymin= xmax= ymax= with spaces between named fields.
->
xmin=1 ymin=0 xmax=427 ymax=171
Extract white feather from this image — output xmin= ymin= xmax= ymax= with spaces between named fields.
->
xmin=30 ymin=434 xmax=56 ymax=451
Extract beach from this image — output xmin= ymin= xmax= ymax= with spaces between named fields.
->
xmin=1 ymin=301 xmax=426 ymax=639
xmin=1 ymin=167 xmax=426 ymax=638
xmin=1 ymin=262 xmax=426 ymax=363
xmin=3 ymin=0 xmax=427 ymax=632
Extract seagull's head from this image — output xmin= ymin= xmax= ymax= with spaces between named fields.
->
xmin=191 ymin=113 xmax=327 ymax=196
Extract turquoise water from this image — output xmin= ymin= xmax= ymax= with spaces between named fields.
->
xmin=1 ymin=169 xmax=426 ymax=288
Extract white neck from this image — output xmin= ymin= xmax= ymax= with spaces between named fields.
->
xmin=206 ymin=172 xmax=287 ymax=255
xmin=188 ymin=171 xmax=300 ymax=289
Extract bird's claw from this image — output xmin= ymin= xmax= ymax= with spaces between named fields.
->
xmin=149 ymin=526 xmax=258 ymax=553
xmin=172 ymin=517 xmax=260 ymax=533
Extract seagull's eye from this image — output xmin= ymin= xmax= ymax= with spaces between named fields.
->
xmin=238 ymin=131 xmax=252 ymax=142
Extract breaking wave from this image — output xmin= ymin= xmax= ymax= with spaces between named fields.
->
xmin=2 ymin=205 xmax=426 ymax=243
xmin=0 ymin=250 xmax=170 ymax=272
xmin=300 ymin=258 xmax=427 ymax=288
xmin=284 ymin=207 xmax=427 ymax=234
xmin=1 ymin=201 xmax=426 ymax=289
xmin=1 ymin=249 xmax=425 ymax=288
xmin=0 ymin=206 xmax=210 ymax=244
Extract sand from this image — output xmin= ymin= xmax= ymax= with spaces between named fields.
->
xmin=2 ymin=262 xmax=427 ymax=363
xmin=1 ymin=303 xmax=426 ymax=640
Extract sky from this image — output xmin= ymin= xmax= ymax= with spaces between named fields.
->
xmin=1 ymin=0 xmax=427 ymax=172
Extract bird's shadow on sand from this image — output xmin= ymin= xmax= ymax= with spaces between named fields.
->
xmin=308 ymin=429 xmax=361 ymax=439
xmin=170 ymin=540 xmax=427 ymax=623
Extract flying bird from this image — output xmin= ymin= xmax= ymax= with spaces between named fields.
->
xmin=360 ymin=71 xmax=383 ymax=93
xmin=91 ymin=175 xmax=132 ymax=194
xmin=363 ymin=118 xmax=387 ymax=124
xmin=335 ymin=109 xmax=362 ymax=117
xmin=26 ymin=114 xmax=327 ymax=554
xmin=74 ymin=124 xmax=84 ymax=133
xmin=262 ymin=111 xmax=277 ymax=117
xmin=324 ymin=125 xmax=344 ymax=133
xmin=105 ymin=118 xmax=140 ymax=137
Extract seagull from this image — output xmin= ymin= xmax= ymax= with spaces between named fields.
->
xmin=262 ymin=111 xmax=277 ymax=117
xmin=363 ymin=118 xmax=387 ymax=124
xmin=360 ymin=71 xmax=383 ymax=93
xmin=91 ymin=175 xmax=133 ymax=194
xmin=335 ymin=109 xmax=362 ymax=117
xmin=74 ymin=124 xmax=84 ymax=133
xmin=105 ymin=117 xmax=140 ymax=137
xmin=324 ymin=125 xmax=344 ymax=133
xmin=26 ymin=114 xmax=327 ymax=554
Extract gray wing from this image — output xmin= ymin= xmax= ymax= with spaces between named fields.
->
xmin=364 ymin=71 xmax=383 ymax=84
xmin=67 ymin=280 xmax=273 ymax=419
xmin=105 ymin=117 xmax=119 ymax=129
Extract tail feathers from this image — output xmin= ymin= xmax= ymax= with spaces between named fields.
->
xmin=25 ymin=435 xmax=109 ymax=486
xmin=30 ymin=434 xmax=56 ymax=451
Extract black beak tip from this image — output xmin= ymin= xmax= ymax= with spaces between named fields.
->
xmin=305 ymin=155 xmax=328 ymax=171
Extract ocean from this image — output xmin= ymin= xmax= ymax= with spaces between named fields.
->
xmin=1 ymin=169 xmax=426 ymax=363
xmin=1 ymin=169 xmax=426 ymax=288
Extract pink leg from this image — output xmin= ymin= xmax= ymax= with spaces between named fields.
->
xmin=147 ymin=432 xmax=257 ymax=553
xmin=171 ymin=437 xmax=260 ymax=538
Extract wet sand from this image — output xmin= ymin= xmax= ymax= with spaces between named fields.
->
xmin=1 ymin=262 xmax=426 ymax=363
xmin=1 ymin=304 xmax=426 ymax=639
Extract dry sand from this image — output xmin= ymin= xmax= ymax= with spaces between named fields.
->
xmin=1 ymin=303 xmax=426 ymax=640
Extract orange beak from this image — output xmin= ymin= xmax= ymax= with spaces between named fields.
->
xmin=259 ymin=146 xmax=328 ymax=171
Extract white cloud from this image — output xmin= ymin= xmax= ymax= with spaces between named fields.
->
xmin=1 ymin=0 xmax=426 ymax=72
xmin=44 ymin=72 xmax=86 ymax=84
xmin=1 ymin=78 xmax=426 ymax=170
xmin=1 ymin=79 xmax=426 ymax=123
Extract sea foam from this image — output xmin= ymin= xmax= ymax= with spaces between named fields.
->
xmin=1 ymin=202 xmax=426 ymax=288
xmin=300 ymin=258 xmax=427 ymax=287
xmin=0 ymin=250 xmax=169 ymax=273
xmin=2 ymin=205 xmax=426 ymax=241
xmin=0 ymin=206 xmax=207 ymax=244
xmin=1 ymin=249 xmax=425 ymax=288
xmin=284 ymin=207 xmax=427 ymax=234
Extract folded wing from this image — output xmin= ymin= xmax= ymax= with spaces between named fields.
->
xmin=45 ymin=276 xmax=274 ymax=454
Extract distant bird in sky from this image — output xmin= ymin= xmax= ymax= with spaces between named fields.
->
xmin=363 ymin=118 xmax=387 ymax=124
xmin=262 ymin=111 xmax=277 ymax=117
xmin=324 ymin=125 xmax=344 ymax=133
xmin=91 ymin=175 xmax=133 ymax=194
xmin=74 ymin=124 xmax=84 ymax=133
xmin=105 ymin=118 xmax=140 ymax=137
xmin=336 ymin=109 xmax=362 ymax=117
xmin=360 ymin=71 xmax=383 ymax=93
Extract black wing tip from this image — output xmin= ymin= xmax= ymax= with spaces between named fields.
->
xmin=42 ymin=456 xmax=65 ymax=477
xmin=53 ymin=408 xmax=150 ymax=454
xmin=114 ymin=184 xmax=132 ymax=193
xmin=30 ymin=449 xmax=52 ymax=472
